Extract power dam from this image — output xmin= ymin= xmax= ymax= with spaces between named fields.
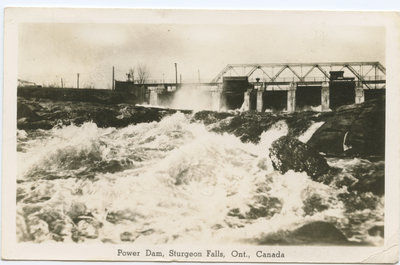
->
xmin=16 ymin=62 xmax=387 ymax=246
xmin=115 ymin=62 xmax=386 ymax=112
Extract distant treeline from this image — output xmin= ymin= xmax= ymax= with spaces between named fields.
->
xmin=17 ymin=86 xmax=141 ymax=105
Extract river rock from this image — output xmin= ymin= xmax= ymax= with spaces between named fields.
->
xmin=308 ymin=96 xmax=385 ymax=157
xmin=20 ymin=120 xmax=53 ymax=130
xmin=269 ymin=136 xmax=331 ymax=182
xmin=67 ymin=202 xmax=88 ymax=222
xmin=120 ymin=231 xmax=135 ymax=242
xmin=350 ymin=170 xmax=385 ymax=196
xmin=290 ymin=221 xmax=348 ymax=244
xmin=26 ymin=215 xmax=50 ymax=242
xmin=368 ymin=225 xmax=384 ymax=237
xmin=260 ymin=221 xmax=348 ymax=245
xmin=106 ymin=209 xmax=137 ymax=224
xmin=17 ymin=97 xmax=192 ymax=130
xmin=17 ymin=102 xmax=41 ymax=121
xmin=191 ymin=111 xmax=235 ymax=125
xmin=246 ymin=196 xmax=283 ymax=219
xmin=76 ymin=218 xmax=101 ymax=239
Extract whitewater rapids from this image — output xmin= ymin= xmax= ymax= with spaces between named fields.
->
xmin=16 ymin=112 xmax=384 ymax=245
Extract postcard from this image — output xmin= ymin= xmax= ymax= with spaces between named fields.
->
xmin=2 ymin=7 xmax=400 ymax=263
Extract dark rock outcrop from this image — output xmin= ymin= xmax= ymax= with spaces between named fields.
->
xmin=260 ymin=221 xmax=348 ymax=245
xmin=291 ymin=222 xmax=348 ymax=243
xmin=191 ymin=111 xmax=234 ymax=125
xmin=67 ymin=202 xmax=88 ymax=223
xmin=308 ymin=96 xmax=385 ymax=157
xmin=17 ymin=102 xmax=41 ymax=121
xmin=193 ymin=111 xmax=281 ymax=143
xmin=368 ymin=225 xmax=384 ymax=237
xmin=351 ymin=175 xmax=384 ymax=196
xmin=269 ymin=136 xmax=331 ymax=182
xmin=194 ymin=97 xmax=385 ymax=158
xmin=18 ymin=119 xmax=53 ymax=130
xmin=348 ymin=161 xmax=385 ymax=196
xmin=193 ymin=110 xmax=324 ymax=143
xmin=17 ymin=98 xmax=191 ymax=130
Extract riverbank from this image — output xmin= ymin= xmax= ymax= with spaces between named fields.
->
xmin=18 ymin=86 xmax=140 ymax=105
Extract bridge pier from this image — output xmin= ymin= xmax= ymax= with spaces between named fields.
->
xmin=256 ymin=91 xmax=264 ymax=112
xmin=355 ymin=85 xmax=365 ymax=104
xmin=321 ymin=82 xmax=330 ymax=111
xmin=149 ymin=90 xmax=159 ymax=106
xmin=242 ymin=90 xmax=251 ymax=111
xmin=287 ymin=83 xmax=296 ymax=113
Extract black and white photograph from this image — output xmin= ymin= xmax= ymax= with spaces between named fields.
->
xmin=2 ymin=8 xmax=400 ymax=263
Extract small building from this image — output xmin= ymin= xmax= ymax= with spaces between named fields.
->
xmin=222 ymin=76 xmax=253 ymax=92
xmin=330 ymin=71 xmax=355 ymax=81
xmin=329 ymin=71 xmax=356 ymax=109
xmin=330 ymin=71 xmax=345 ymax=80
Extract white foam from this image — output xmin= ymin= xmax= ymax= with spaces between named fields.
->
xmin=16 ymin=113 xmax=383 ymax=244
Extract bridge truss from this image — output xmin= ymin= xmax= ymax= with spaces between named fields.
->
xmin=211 ymin=62 xmax=386 ymax=89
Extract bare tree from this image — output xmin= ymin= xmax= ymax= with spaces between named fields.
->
xmin=126 ymin=68 xmax=135 ymax=82
xmin=136 ymin=63 xmax=150 ymax=84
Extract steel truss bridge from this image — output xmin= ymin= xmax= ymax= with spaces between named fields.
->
xmin=211 ymin=62 xmax=386 ymax=89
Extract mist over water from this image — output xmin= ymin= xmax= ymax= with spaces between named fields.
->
xmin=169 ymin=86 xmax=214 ymax=111
xmin=16 ymin=112 xmax=384 ymax=245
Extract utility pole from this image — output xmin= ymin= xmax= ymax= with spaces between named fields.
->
xmin=174 ymin=63 xmax=178 ymax=87
xmin=180 ymin=74 xmax=182 ymax=84
xmin=112 ymin=66 xmax=115 ymax=90
xmin=60 ymin=78 xmax=63 ymax=88
xmin=77 ymin=73 xmax=80 ymax=89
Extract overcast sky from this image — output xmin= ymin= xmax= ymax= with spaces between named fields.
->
xmin=18 ymin=23 xmax=385 ymax=88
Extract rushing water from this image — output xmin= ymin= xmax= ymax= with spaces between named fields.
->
xmin=16 ymin=112 xmax=384 ymax=245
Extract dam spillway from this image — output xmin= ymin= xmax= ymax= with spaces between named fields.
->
xmin=115 ymin=61 xmax=386 ymax=112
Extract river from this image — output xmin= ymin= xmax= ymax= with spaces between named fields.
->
xmin=16 ymin=111 xmax=384 ymax=245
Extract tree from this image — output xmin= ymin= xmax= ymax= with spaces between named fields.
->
xmin=126 ymin=68 xmax=135 ymax=82
xmin=136 ymin=63 xmax=150 ymax=84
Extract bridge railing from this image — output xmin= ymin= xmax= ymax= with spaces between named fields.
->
xmin=249 ymin=76 xmax=329 ymax=83
xmin=248 ymin=75 xmax=386 ymax=83
xmin=143 ymin=74 xmax=385 ymax=86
